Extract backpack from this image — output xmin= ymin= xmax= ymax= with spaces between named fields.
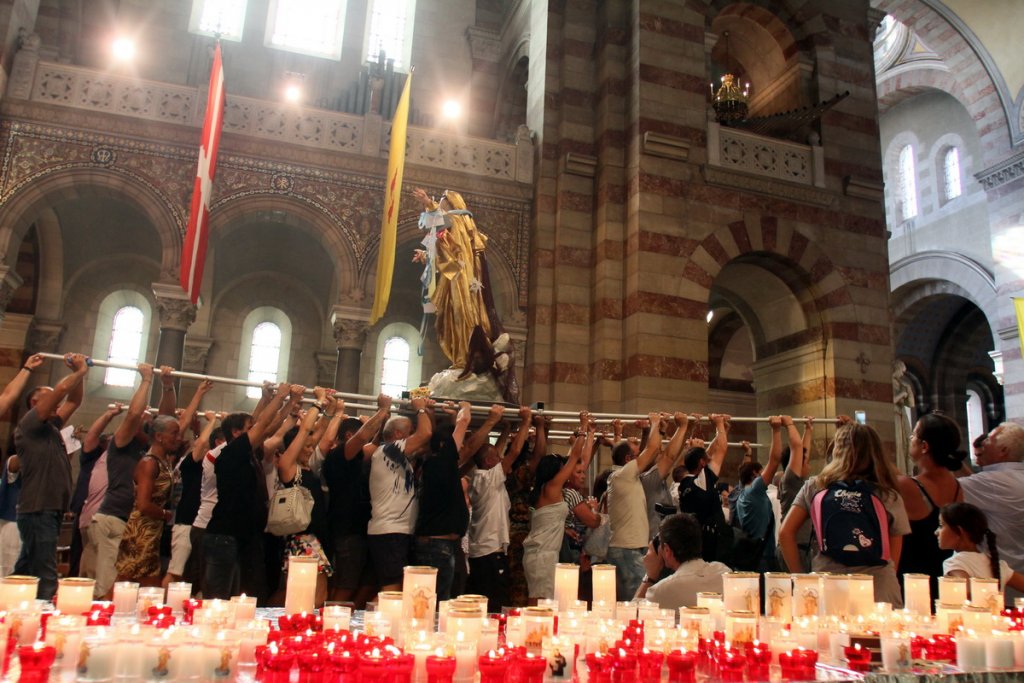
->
xmin=810 ymin=480 xmax=890 ymax=567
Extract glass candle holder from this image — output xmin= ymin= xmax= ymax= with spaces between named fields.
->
xmin=404 ymin=566 xmax=439 ymax=620
xmin=938 ymin=576 xmax=968 ymax=606
xmin=0 ymin=576 xmax=39 ymax=611
xmin=763 ymin=573 xmax=792 ymax=622
xmin=722 ymin=572 xmax=760 ymax=614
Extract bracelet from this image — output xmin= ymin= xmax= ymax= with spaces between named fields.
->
xmin=21 ymin=366 xmax=32 ymax=372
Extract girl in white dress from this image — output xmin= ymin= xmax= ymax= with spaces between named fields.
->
xmin=937 ymin=502 xmax=1024 ymax=595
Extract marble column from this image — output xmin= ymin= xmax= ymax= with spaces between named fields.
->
xmin=330 ymin=307 xmax=370 ymax=394
xmin=152 ymin=283 xmax=197 ymax=401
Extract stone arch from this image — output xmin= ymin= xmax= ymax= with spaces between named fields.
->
xmin=0 ymin=167 xmax=181 ymax=277
xmin=877 ymin=70 xmax=967 ymax=116
xmin=209 ymin=193 xmax=359 ymax=301
xmin=889 ymin=250 xmax=998 ymax=343
xmin=875 ymin=0 xmax=1014 ymax=159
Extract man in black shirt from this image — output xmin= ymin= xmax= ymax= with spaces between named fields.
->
xmin=323 ymin=393 xmax=392 ymax=606
xmin=676 ymin=415 xmax=730 ymax=563
xmin=202 ymin=384 xmax=290 ymax=600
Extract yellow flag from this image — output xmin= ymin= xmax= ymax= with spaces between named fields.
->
xmin=369 ymin=70 xmax=413 ymax=325
xmin=1016 ymin=297 xmax=1024 ymax=359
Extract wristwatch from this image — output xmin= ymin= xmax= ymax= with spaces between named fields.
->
xmin=417 ymin=408 xmax=427 ymax=414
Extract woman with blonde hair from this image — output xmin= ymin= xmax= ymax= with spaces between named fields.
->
xmin=779 ymin=423 xmax=911 ymax=606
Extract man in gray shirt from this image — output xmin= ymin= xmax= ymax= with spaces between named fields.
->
xmin=14 ymin=353 xmax=89 ymax=600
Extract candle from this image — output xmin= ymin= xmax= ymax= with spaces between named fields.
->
xmin=16 ymin=643 xmax=57 ymax=683
xmin=404 ymin=566 xmax=439 ymax=620
xmin=585 ymin=651 xmax=613 ymax=683
xmin=666 ymin=649 xmax=696 ymax=683
xmin=390 ymin=652 xmax=416 ymax=683
xmin=478 ymin=650 xmax=510 ymax=683
xmin=963 ymin=603 xmax=993 ymax=632
xmin=239 ymin=621 xmax=270 ymax=669
xmin=447 ymin=609 xmax=483 ymax=645
xmin=971 ymin=577 xmax=1002 ymax=614
xmin=164 ymin=582 xmax=192 ymax=615
xmin=935 ymin=602 xmax=964 ymax=635
xmin=828 ymin=631 xmax=850 ymax=664
xmin=880 ymin=634 xmax=911 ymax=673
xmin=43 ymin=614 xmax=85 ymax=676
xmin=285 ymin=556 xmax=319 ymax=615
xmin=592 ymin=565 xmax=616 ymax=608
xmin=9 ymin=602 xmax=42 ymax=646
xmin=677 ymin=607 xmax=711 ymax=640
xmin=615 ymin=601 xmax=637 ymax=622
xmin=793 ymin=618 xmax=818 ymax=652
xmin=847 ymin=574 xmax=874 ymax=616
xmin=792 ymin=574 xmax=821 ymax=618
xmin=453 ymin=633 xmax=477 ymax=683
xmin=723 ymin=611 xmax=756 ymax=645
xmin=55 ymin=577 xmax=95 ymax=615
xmin=0 ymin=576 xmax=38 ymax=611
xmin=554 ymin=564 xmax=580 ymax=612
xmin=986 ymin=631 xmax=1015 ymax=671
xmin=408 ymin=633 xmax=436 ymax=683
xmin=425 ymin=652 xmax=456 ymax=683
xmin=323 ymin=604 xmax=352 ymax=632
xmin=821 ymin=575 xmax=849 ymax=618
xmin=938 ymin=576 xmax=968 ymax=605
xmin=78 ymin=628 xmax=118 ymax=681
xmin=722 ymin=572 xmax=759 ymax=614
xmin=522 ymin=606 xmax=555 ymax=655
xmin=957 ymin=631 xmax=986 ymax=672
xmin=231 ymin=594 xmax=258 ymax=623
xmin=518 ymin=652 xmax=548 ymax=683
xmin=763 ymin=573 xmax=792 ymax=621
xmin=135 ymin=586 xmax=164 ymax=620
xmin=478 ymin=619 xmax=499 ymax=656
xmin=696 ymin=593 xmax=724 ymax=631
xmin=903 ymin=573 xmax=931 ymax=616
xmin=113 ymin=624 xmax=145 ymax=680
xmin=591 ymin=600 xmax=614 ymax=620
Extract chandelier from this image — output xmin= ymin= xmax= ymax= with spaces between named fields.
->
xmin=710 ymin=31 xmax=749 ymax=123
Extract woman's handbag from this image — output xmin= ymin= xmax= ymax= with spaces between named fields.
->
xmin=266 ymin=469 xmax=314 ymax=536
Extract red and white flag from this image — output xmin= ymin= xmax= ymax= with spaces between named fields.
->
xmin=180 ymin=43 xmax=226 ymax=304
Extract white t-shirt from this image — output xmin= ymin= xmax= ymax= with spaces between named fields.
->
xmin=368 ymin=440 xmax=418 ymax=536
xmin=192 ymin=442 xmax=225 ymax=530
xmin=943 ymin=551 xmax=1013 ymax=587
xmin=646 ymin=559 xmax=731 ymax=610
xmin=468 ymin=465 xmax=510 ymax=558
xmin=608 ymin=460 xmax=649 ymax=549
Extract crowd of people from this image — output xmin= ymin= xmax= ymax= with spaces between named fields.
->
xmin=2 ymin=354 xmax=1024 ymax=613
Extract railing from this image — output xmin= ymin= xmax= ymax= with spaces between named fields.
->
xmin=7 ymin=53 xmax=533 ymax=184
xmin=707 ymin=121 xmax=824 ymax=188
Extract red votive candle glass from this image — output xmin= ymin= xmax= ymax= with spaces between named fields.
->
xmin=517 ymin=653 xmax=547 ymax=683
xmin=331 ymin=649 xmax=360 ymax=683
xmin=16 ymin=644 xmax=56 ymax=683
xmin=426 ymin=654 xmax=457 ymax=683
xmin=389 ymin=652 xmax=415 ymax=683
xmin=585 ymin=652 xmax=613 ymax=683
xmin=299 ymin=650 xmax=327 ymax=683
xmin=479 ymin=650 xmax=510 ymax=683
xmin=666 ymin=650 xmax=696 ymax=683
xmin=261 ymin=647 xmax=296 ymax=683
xmin=639 ymin=648 xmax=663 ymax=683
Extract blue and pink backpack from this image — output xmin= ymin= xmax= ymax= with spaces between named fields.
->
xmin=810 ymin=480 xmax=891 ymax=567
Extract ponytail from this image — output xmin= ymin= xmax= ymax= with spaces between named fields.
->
xmin=985 ymin=529 xmax=1001 ymax=584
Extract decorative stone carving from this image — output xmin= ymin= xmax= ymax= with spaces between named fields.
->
xmin=315 ymin=352 xmax=338 ymax=385
xmin=153 ymin=283 xmax=197 ymax=332
xmin=976 ymin=150 xmax=1024 ymax=191
xmin=465 ymin=26 xmax=502 ymax=63
xmin=0 ymin=266 xmax=24 ymax=318
xmin=7 ymin=33 xmax=41 ymax=100
xmin=333 ymin=319 xmax=369 ymax=350
xmin=26 ymin=319 xmax=65 ymax=353
xmin=182 ymin=337 xmax=214 ymax=373
xmin=855 ymin=352 xmax=871 ymax=375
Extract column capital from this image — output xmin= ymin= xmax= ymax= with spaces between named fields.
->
xmin=26 ymin=318 xmax=65 ymax=353
xmin=0 ymin=265 xmax=24 ymax=320
xmin=330 ymin=306 xmax=371 ymax=350
xmin=152 ymin=282 xmax=197 ymax=332
xmin=183 ymin=336 xmax=215 ymax=374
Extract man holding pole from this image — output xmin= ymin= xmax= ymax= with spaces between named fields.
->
xmin=13 ymin=353 xmax=90 ymax=600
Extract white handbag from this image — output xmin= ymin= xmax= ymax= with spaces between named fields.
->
xmin=266 ymin=469 xmax=314 ymax=536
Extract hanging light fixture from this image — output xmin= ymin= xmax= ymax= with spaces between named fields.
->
xmin=710 ymin=31 xmax=750 ymax=123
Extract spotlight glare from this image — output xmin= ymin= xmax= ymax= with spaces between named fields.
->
xmin=442 ymin=100 xmax=462 ymax=119
xmin=706 ymin=310 xmax=714 ymax=323
xmin=111 ymin=37 xmax=135 ymax=61
xmin=284 ymin=84 xmax=302 ymax=102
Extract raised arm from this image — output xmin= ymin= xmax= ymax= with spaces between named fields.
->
xmin=0 ymin=353 xmax=43 ymax=416
xmin=402 ymin=396 xmax=435 ymax=455
xmin=760 ymin=415 xmax=787 ymax=487
xmin=177 ymin=378 xmax=213 ymax=434
xmin=460 ymin=404 xmax=505 ymax=464
xmin=191 ymin=410 xmax=220 ymax=463
xmin=37 ymin=353 xmax=90 ymax=425
xmin=635 ymin=412 xmax=663 ymax=473
xmin=156 ymin=366 xmax=178 ymax=416
xmin=345 ymin=394 xmax=392 ymax=460
xmin=578 ymin=412 xmax=598 ymax=472
xmin=706 ymin=414 xmax=731 ymax=476
xmin=247 ymin=383 xmax=291 ymax=448
xmin=307 ymin=392 xmax=336 ymax=447
xmin=317 ymin=397 xmax=347 ymax=455
xmin=251 ymin=381 xmax=274 ymax=421
xmin=799 ymin=417 xmax=814 ymax=478
xmin=501 ymin=406 xmax=534 ymax=474
xmin=452 ymin=401 xmax=472 ymax=452
xmin=83 ymin=403 xmax=123 ymax=453
xmin=278 ymin=387 xmax=327 ymax=485
xmin=530 ymin=414 xmax=549 ymax=471
xmin=113 ymin=364 xmax=154 ymax=449
xmin=540 ymin=440 xmax=583 ymax=506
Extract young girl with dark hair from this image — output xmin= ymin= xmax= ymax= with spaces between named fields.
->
xmin=937 ymin=502 xmax=1024 ymax=595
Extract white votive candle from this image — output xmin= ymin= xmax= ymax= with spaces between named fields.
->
xmin=57 ymin=577 xmax=95 ymax=615
xmin=957 ymin=631 xmax=987 ymax=672
xmin=231 ymin=594 xmax=258 ymax=623
xmin=986 ymin=632 xmax=1015 ymax=671
xmin=938 ymin=576 xmax=968 ymax=605
xmin=285 ymin=555 xmax=319 ymax=615
xmin=554 ymin=564 xmax=580 ymax=612
xmin=764 ymin=573 xmax=792 ymax=621
xmin=592 ymin=565 xmax=616 ymax=608
xmin=403 ymin=566 xmax=438 ymax=619
xmin=165 ymin=582 xmax=192 ymax=615
xmin=0 ymin=575 xmax=39 ymax=610
xmin=723 ymin=572 xmax=760 ymax=614
xmin=903 ymin=573 xmax=931 ymax=616
xmin=112 ymin=581 xmax=139 ymax=616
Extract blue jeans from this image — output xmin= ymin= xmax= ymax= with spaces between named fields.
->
xmin=606 ymin=546 xmax=646 ymax=601
xmin=413 ymin=537 xmax=457 ymax=601
xmin=14 ymin=511 xmax=62 ymax=600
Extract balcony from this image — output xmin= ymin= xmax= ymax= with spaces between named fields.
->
xmin=3 ymin=46 xmax=534 ymax=185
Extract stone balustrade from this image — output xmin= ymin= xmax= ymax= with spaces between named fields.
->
xmin=707 ymin=121 xmax=825 ymax=188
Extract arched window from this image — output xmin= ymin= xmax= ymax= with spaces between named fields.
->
xmin=189 ymin=0 xmax=247 ymax=41
xmin=966 ymin=389 xmax=985 ymax=462
xmin=363 ymin=0 xmax=417 ymax=70
xmin=898 ymin=144 xmax=918 ymax=221
xmin=104 ymin=306 xmax=145 ymax=387
xmin=246 ymin=322 xmax=283 ymax=398
xmin=266 ymin=0 xmax=346 ymax=59
xmin=943 ymin=147 xmax=962 ymax=201
xmin=380 ymin=337 xmax=411 ymax=398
